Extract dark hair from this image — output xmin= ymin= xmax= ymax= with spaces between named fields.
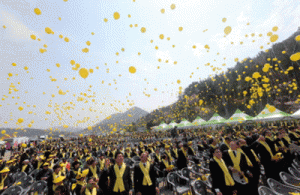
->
xmin=115 ymin=151 xmax=123 ymax=159
xmin=53 ymin=164 xmax=60 ymax=171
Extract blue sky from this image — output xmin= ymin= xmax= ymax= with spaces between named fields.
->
xmin=1 ymin=0 xmax=300 ymax=130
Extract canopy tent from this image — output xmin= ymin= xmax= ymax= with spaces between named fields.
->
xmin=156 ymin=122 xmax=168 ymax=130
xmin=252 ymin=107 xmax=290 ymax=121
xmin=202 ymin=113 xmax=224 ymax=126
xmin=219 ymin=109 xmax=250 ymax=124
xmin=165 ymin=120 xmax=178 ymax=129
xmin=177 ymin=119 xmax=193 ymax=129
xmin=291 ymin=109 xmax=300 ymax=119
xmin=191 ymin=116 xmax=206 ymax=126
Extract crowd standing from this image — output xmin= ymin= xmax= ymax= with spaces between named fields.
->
xmin=0 ymin=121 xmax=300 ymax=195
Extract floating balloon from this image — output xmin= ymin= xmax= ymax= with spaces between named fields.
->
xmin=224 ymin=26 xmax=232 ymax=35
xmin=34 ymin=8 xmax=42 ymax=15
xmin=140 ymin=27 xmax=146 ymax=33
xmin=129 ymin=66 xmax=136 ymax=74
xmin=79 ymin=68 xmax=89 ymax=78
xmin=114 ymin=12 xmax=120 ymax=20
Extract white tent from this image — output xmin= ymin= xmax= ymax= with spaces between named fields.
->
xmin=192 ymin=116 xmax=206 ymax=126
xmin=252 ymin=107 xmax=290 ymax=121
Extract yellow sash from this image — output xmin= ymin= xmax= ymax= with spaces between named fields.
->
xmin=213 ymin=157 xmax=235 ymax=186
xmin=162 ymin=159 xmax=170 ymax=169
xmin=173 ymin=149 xmax=178 ymax=158
xmin=89 ymin=166 xmax=98 ymax=179
xmin=139 ymin=162 xmax=152 ymax=186
xmin=228 ymin=150 xmax=242 ymax=171
xmin=189 ymin=147 xmax=195 ymax=155
xmin=237 ymin=148 xmax=253 ymax=167
xmin=100 ymin=159 xmax=105 ymax=171
xmin=112 ymin=150 xmax=117 ymax=159
xmin=22 ymin=165 xmax=28 ymax=172
xmin=126 ymin=152 xmax=131 ymax=158
xmin=165 ymin=150 xmax=173 ymax=162
xmin=113 ymin=163 xmax=126 ymax=192
xmin=259 ymin=141 xmax=274 ymax=158
xmin=284 ymin=136 xmax=292 ymax=145
xmin=250 ymin=149 xmax=260 ymax=163
xmin=210 ymin=144 xmax=217 ymax=149
xmin=150 ymin=148 xmax=155 ymax=154
xmin=156 ymin=154 xmax=161 ymax=162
xmin=37 ymin=161 xmax=43 ymax=169
xmin=73 ymin=168 xmax=81 ymax=175
xmin=182 ymin=148 xmax=187 ymax=157
xmin=0 ymin=175 xmax=7 ymax=190
xmin=290 ymin=131 xmax=300 ymax=138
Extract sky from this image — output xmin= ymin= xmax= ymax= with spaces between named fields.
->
xmin=1 ymin=0 xmax=300 ymax=130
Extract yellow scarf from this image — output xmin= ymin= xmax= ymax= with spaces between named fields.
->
xmin=290 ymin=131 xmax=300 ymax=138
xmin=53 ymin=171 xmax=61 ymax=180
xmin=210 ymin=144 xmax=217 ymax=149
xmin=228 ymin=150 xmax=242 ymax=172
xmin=62 ymin=153 xmax=66 ymax=158
xmin=250 ymin=149 xmax=260 ymax=163
xmin=225 ymin=142 xmax=230 ymax=149
xmin=149 ymin=148 xmax=155 ymax=154
xmin=284 ymin=136 xmax=292 ymax=145
xmin=112 ymin=150 xmax=117 ymax=159
xmin=100 ymin=159 xmax=105 ymax=171
xmin=213 ymin=157 xmax=235 ymax=186
xmin=89 ymin=166 xmax=98 ymax=179
xmin=189 ymin=146 xmax=195 ymax=155
xmin=165 ymin=150 xmax=173 ymax=162
xmin=162 ymin=159 xmax=170 ymax=169
xmin=0 ymin=175 xmax=7 ymax=190
xmin=22 ymin=165 xmax=28 ymax=172
xmin=73 ymin=168 xmax=81 ymax=175
xmin=182 ymin=148 xmax=187 ymax=157
xmin=139 ymin=162 xmax=152 ymax=186
xmin=126 ymin=152 xmax=131 ymax=158
xmin=259 ymin=141 xmax=274 ymax=158
xmin=85 ymin=187 xmax=97 ymax=195
xmin=113 ymin=163 xmax=126 ymax=192
xmin=173 ymin=149 xmax=178 ymax=158
xmin=237 ymin=148 xmax=252 ymax=167
xmin=37 ymin=161 xmax=43 ymax=169
xmin=70 ymin=152 xmax=73 ymax=158
xmin=156 ymin=154 xmax=161 ymax=162
xmin=266 ymin=136 xmax=274 ymax=141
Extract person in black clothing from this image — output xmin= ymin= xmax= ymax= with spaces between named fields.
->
xmin=36 ymin=162 xmax=53 ymax=181
xmin=0 ymin=167 xmax=14 ymax=194
xmin=101 ymin=152 xmax=133 ymax=195
xmin=209 ymin=148 xmax=237 ymax=195
xmin=176 ymin=143 xmax=188 ymax=170
xmin=134 ymin=152 xmax=159 ymax=195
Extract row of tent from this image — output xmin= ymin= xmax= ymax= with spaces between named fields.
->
xmin=153 ymin=107 xmax=300 ymax=131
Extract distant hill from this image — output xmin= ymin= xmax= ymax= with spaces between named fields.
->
xmin=89 ymin=107 xmax=148 ymax=132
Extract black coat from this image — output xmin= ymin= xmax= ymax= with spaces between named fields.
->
xmin=209 ymin=158 xmax=236 ymax=194
xmin=176 ymin=149 xmax=188 ymax=170
xmin=134 ymin=163 xmax=157 ymax=194
xmin=103 ymin=164 xmax=132 ymax=193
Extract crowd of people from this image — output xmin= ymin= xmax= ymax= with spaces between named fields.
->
xmin=0 ymin=121 xmax=300 ymax=195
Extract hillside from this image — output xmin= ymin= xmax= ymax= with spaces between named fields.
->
xmin=89 ymin=107 xmax=148 ymax=132
xmin=0 ymin=127 xmax=71 ymax=138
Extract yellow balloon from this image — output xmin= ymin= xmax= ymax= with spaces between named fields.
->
xmin=270 ymin=34 xmax=279 ymax=42
xmin=129 ymin=66 xmax=136 ymax=74
xmin=224 ymin=26 xmax=232 ymax=35
xmin=290 ymin=52 xmax=300 ymax=62
xmin=18 ymin=118 xmax=24 ymax=123
xmin=1 ymin=130 xmax=6 ymax=134
xmin=79 ymin=68 xmax=89 ymax=79
xmin=114 ymin=12 xmax=120 ymax=20
xmin=34 ymin=8 xmax=42 ymax=15
xmin=140 ymin=27 xmax=146 ymax=33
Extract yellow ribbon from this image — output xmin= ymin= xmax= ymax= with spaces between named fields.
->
xmin=21 ymin=165 xmax=28 ymax=172
xmin=237 ymin=148 xmax=253 ymax=167
xmin=89 ymin=166 xmax=98 ymax=179
xmin=259 ymin=141 xmax=274 ymax=158
xmin=213 ymin=157 xmax=235 ymax=186
xmin=0 ymin=175 xmax=7 ymax=190
xmin=113 ymin=163 xmax=126 ymax=192
xmin=139 ymin=162 xmax=152 ymax=186
xmin=165 ymin=150 xmax=173 ymax=162
xmin=250 ymin=149 xmax=260 ymax=163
